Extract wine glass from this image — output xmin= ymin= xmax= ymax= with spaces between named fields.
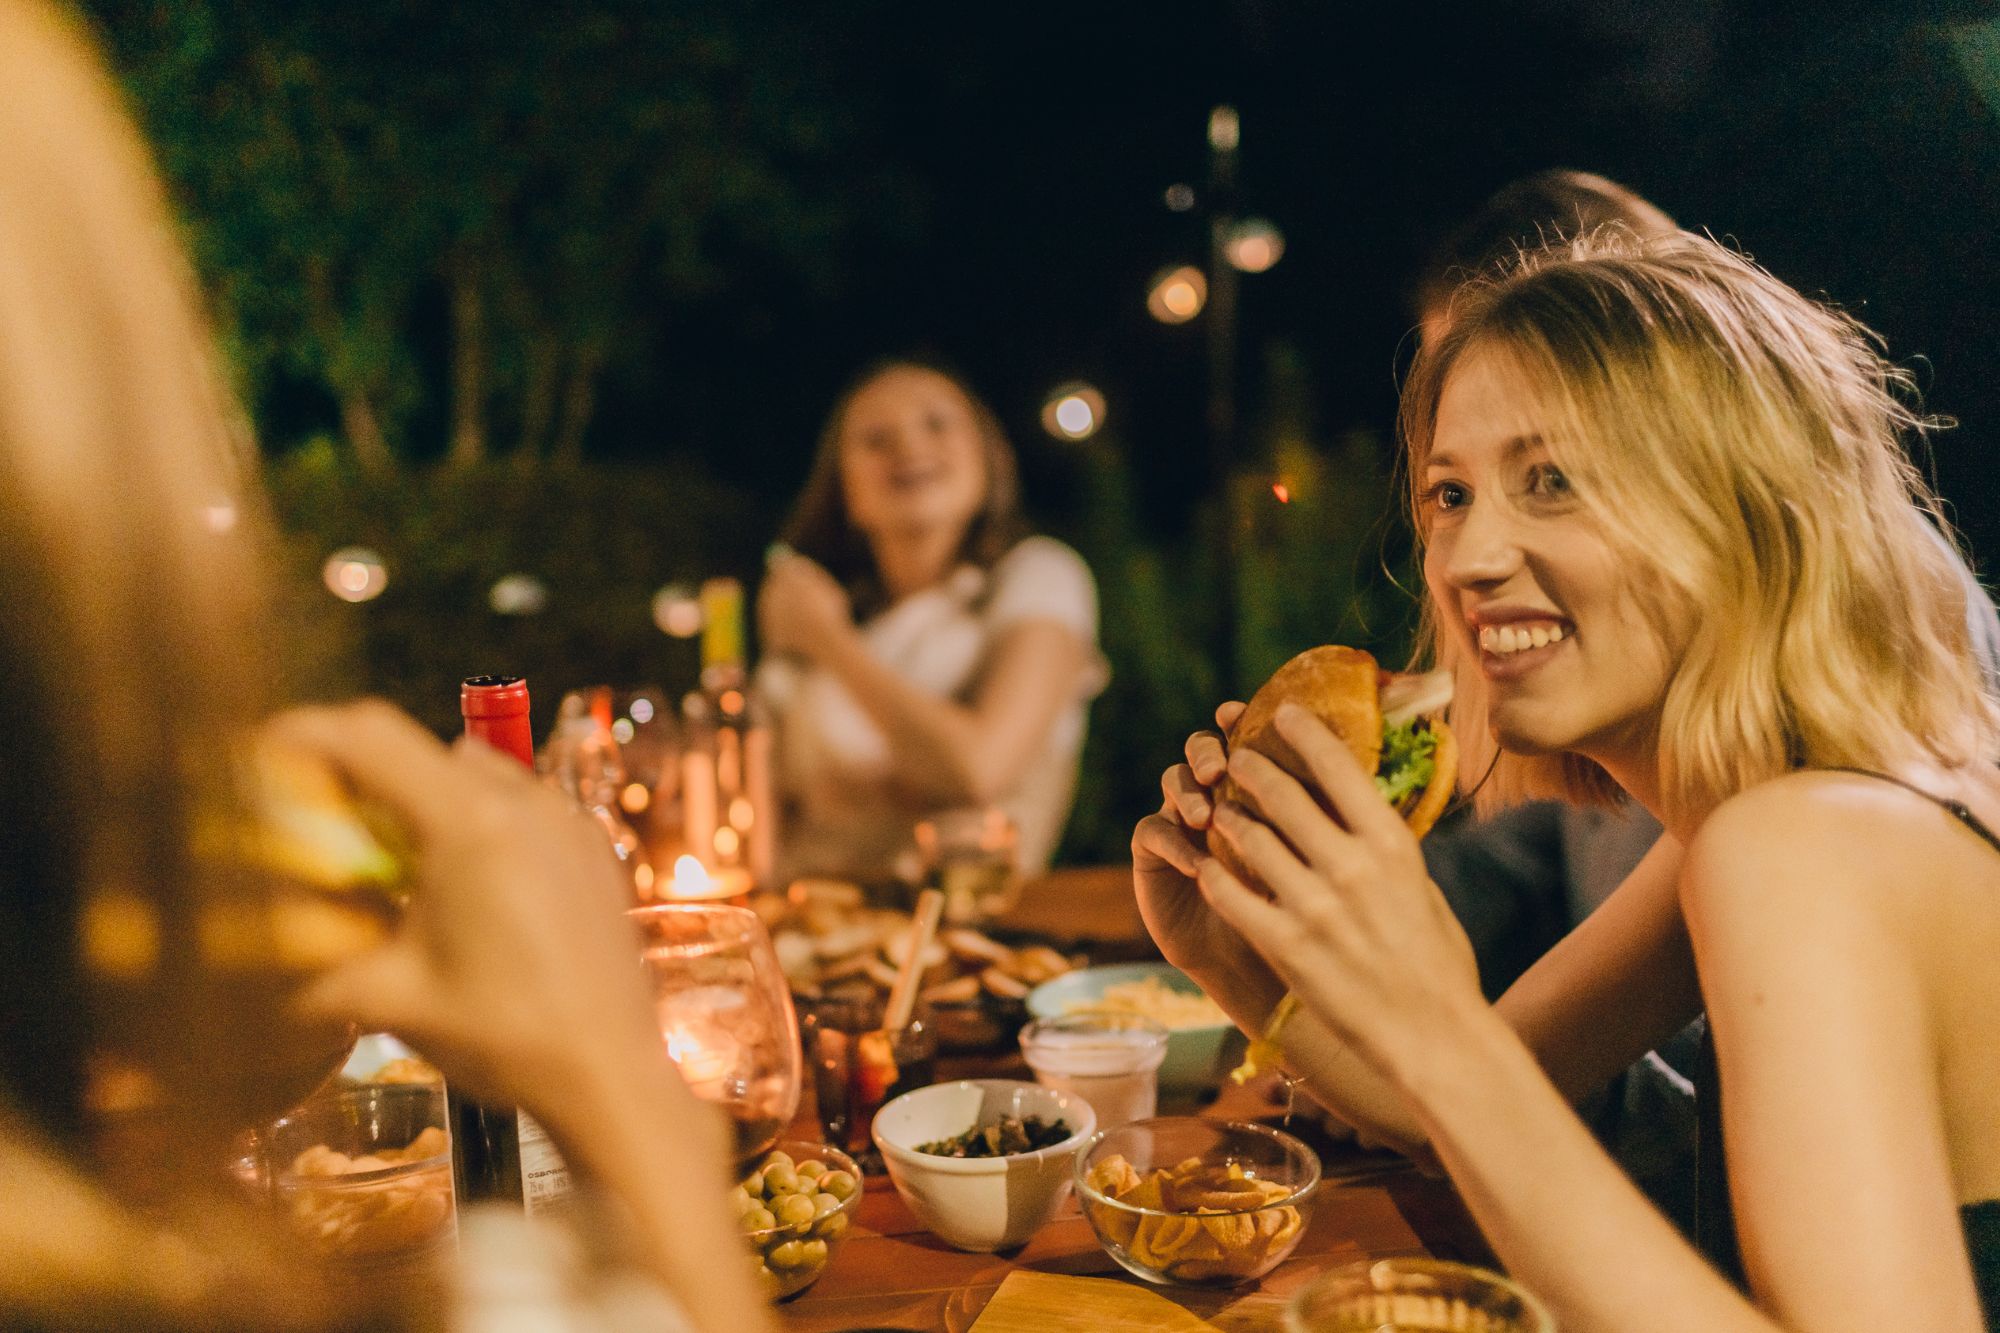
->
xmin=629 ymin=903 xmax=802 ymax=1165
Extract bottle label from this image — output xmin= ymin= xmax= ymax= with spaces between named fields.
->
xmin=517 ymin=1111 xmax=572 ymax=1215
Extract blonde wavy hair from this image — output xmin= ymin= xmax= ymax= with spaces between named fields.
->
xmin=1402 ymin=229 xmax=1999 ymax=827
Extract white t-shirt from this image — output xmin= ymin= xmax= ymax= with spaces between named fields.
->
xmin=758 ymin=536 xmax=1106 ymax=884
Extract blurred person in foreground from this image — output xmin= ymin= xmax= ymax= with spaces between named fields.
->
xmin=1140 ymin=229 xmax=2000 ymax=1329
xmin=758 ymin=359 xmax=1106 ymax=886
xmin=0 ymin=4 xmax=766 ymax=1330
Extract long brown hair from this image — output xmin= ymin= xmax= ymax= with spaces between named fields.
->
xmin=781 ymin=357 xmax=1029 ymax=617
xmin=0 ymin=2 xmax=383 ymax=1326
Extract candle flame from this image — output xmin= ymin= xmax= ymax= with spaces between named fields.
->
xmin=670 ymin=854 xmax=711 ymax=899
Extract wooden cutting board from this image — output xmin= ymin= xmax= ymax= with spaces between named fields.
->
xmin=967 ymin=1270 xmax=1291 ymax=1332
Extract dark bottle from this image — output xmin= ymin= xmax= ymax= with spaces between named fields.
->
xmin=451 ymin=674 xmax=573 ymax=1213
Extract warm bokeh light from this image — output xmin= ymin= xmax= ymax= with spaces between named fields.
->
xmin=1272 ymin=481 xmax=1292 ymax=504
xmin=1040 ymin=382 xmax=1107 ymax=441
xmin=1146 ymin=265 xmax=1207 ymax=324
xmin=713 ymin=825 xmax=742 ymax=859
xmin=630 ymin=697 xmax=655 ymax=724
xmin=622 ymin=783 xmax=650 ymax=814
xmin=488 ymin=573 xmax=548 ymax=615
xmin=1225 ymin=218 xmax=1285 ymax=273
xmin=1164 ymin=182 xmax=1196 ymax=213
xmin=612 ymin=718 xmax=635 ymax=743
xmin=1208 ymin=105 xmax=1240 ymax=151
xmin=652 ymin=584 xmax=703 ymax=638
xmin=322 ymin=548 xmax=387 ymax=603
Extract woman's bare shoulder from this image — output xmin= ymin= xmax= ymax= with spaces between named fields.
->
xmin=1681 ymin=770 xmax=1944 ymax=921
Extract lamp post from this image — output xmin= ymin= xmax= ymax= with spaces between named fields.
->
xmin=1205 ymin=106 xmax=1241 ymax=494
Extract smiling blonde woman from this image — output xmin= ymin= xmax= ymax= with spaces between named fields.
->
xmin=1135 ymin=229 xmax=2000 ymax=1332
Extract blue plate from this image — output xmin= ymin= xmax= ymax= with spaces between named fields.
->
xmin=1025 ymin=962 xmax=1246 ymax=1096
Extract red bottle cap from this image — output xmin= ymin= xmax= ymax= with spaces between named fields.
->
xmin=461 ymin=675 xmax=534 ymax=769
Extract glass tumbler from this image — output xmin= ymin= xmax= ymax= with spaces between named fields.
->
xmin=1284 ymin=1257 xmax=1555 ymax=1332
xmin=915 ymin=806 xmax=1019 ymax=924
xmin=800 ymin=993 xmax=938 ymax=1169
xmin=1020 ymin=1011 xmax=1169 ymax=1130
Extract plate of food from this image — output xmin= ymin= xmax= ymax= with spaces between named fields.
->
xmin=762 ymin=880 xmax=1083 ymax=1050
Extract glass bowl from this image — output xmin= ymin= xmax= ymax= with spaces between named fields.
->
xmin=1074 ymin=1116 xmax=1319 ymax=1287
xmin=242 ymin=1083 xmax=454 ymax=1267
xmin=1284 ymin=1257 xmax=1555 ymax=1332
xmin=735 ymin=1140 xmax=865 ymax=1301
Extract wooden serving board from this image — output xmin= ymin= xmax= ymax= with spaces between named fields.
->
xmin=966 ymin=1271 xmax=1291 ymax=1332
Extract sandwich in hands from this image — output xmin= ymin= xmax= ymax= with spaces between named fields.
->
xmin=1210 ymin=646 xmax=1458 ymax=1082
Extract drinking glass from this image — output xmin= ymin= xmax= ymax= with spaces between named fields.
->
xmin=915 ymin=806 xmax=1019 ymax=925
xmin=800 ymin=993 xmax=938 ymax=1170
xmin=1284 ymin=1257 xmax=1555 ymax=1332
xmin=630 ymin=903 xmax=802 ymax=1165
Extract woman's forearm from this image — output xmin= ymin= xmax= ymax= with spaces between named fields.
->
xmin=1402 ymin=1008 xmax=1771 ymax=1333
xmin=815 ymin=621 xmax=1085 ymax=806
xmin=534 ymin=1050 xmax=775 ymax=1333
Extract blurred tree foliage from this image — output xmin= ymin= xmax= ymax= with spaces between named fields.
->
xmin=266 ymin=447 xmax=766 ymax=737
xmin=84 ymin=0 xmax=905 ymax=467
xmin=1051 ymin=347 xmax=1416 ymax=864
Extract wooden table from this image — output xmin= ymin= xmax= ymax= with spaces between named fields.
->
xmin=775 ymin=868 xmax=1490 ymax=1332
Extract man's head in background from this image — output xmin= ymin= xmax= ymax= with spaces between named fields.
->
xmin=1416 ymin=169 xmax=1678 ymax=344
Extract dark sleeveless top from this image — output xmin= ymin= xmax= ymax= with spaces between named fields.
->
xmin=1691 ymin=769 xmax=2000 ymax=1326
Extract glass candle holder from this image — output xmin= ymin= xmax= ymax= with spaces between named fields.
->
xmin=630 ymin=903 xmax=802 ymax=1166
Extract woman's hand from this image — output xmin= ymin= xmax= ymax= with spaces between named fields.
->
xmin=1132 ymin=703 xmax=1286 ymax=1028
xmin=758 ymin=554 xmax=854 ymax=662
xmin=276 ymin=702 xmax=683 ymax=1122
xmin=1197 ymin=701 xmax=1485 ymax=1084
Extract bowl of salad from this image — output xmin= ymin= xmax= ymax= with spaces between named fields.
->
xmin=870 ymin=1079 xmax=1096 ymax=1252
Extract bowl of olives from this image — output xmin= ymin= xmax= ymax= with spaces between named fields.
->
xmin=733 ymin=1141 xmax=864 ymax=1301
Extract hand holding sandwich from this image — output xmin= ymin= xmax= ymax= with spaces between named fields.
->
xmin=1200 ymin=695 xmax=1487 ymax=1087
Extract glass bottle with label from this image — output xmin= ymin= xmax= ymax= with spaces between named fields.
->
xmin=455 ymin=675 xmax=573 ymax=1215
xmin=679 ymin=579 xmax=776 ymax=892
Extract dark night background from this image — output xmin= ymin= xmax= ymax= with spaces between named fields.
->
xmin=84 ymin=0 xmax=2000 ymax=858
xmin=585 ymin=0 xmax=2000 ymax=561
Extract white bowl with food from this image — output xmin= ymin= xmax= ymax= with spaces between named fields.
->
xmin=1026 ymin=963 xmax=1245 ymax=1097
xmin=870 ymin=1079 xmax=1096 ymax=1252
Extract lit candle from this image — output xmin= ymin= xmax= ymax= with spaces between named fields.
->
xmin=663 ymin=1019 xmax=741 ymax=1100
xmin=665 ymin=854 xmax=751 ymax=902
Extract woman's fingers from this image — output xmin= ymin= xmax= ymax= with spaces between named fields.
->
xmin=1162 ymin=763 xmax=1214 ymax=828
xmin=1225 ymin=746 xmax=1354 ymax=871
xmin=270 ymin=701 xmax=471 ymax=838
xmin=1213 ymin=700 xmax=1246 ymax=733
xmin=1209 ymin=801 xmax=1323 ymax=904
xmin=1133 ymin=810 xmax=1203 ymax=878
xmin=1272 ymin=703 xmax=1402 ymax=841
xmin=1193 ymin=855 xmax=1295 ymax=960
xmin=1184 ymin=730 xmax=1228 ymax=786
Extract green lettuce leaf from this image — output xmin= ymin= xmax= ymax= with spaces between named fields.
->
xmin=1374 ymin=719 xmax=1437 ymax=807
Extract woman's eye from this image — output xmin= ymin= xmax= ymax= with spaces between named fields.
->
xmin=1525 ymin=464 xmax=1572 ymax=500
xmin=1423 ymin=480 xmax=1469 ymax=513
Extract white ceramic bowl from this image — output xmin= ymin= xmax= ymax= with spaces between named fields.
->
xmin=1026 ymin=963 xmax=1245 ymax=1097
xmin=871 ymin=1079 xmax=1096 ymax=1252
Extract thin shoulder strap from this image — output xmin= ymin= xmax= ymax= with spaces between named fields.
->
xmin=1822 ymin=766 xmax=2000 ymax=857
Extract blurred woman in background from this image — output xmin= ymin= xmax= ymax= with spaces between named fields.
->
xmin=0 ymin=3 xmax=764 ymax=1328
xmin=760 ymin=359 xmax=1105 ymax=886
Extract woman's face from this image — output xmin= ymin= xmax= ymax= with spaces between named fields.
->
xmin=837 ymin=367 xmax=989 ymax=544
xmin=1421 ymin=345 xmax=1679 ymax=764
